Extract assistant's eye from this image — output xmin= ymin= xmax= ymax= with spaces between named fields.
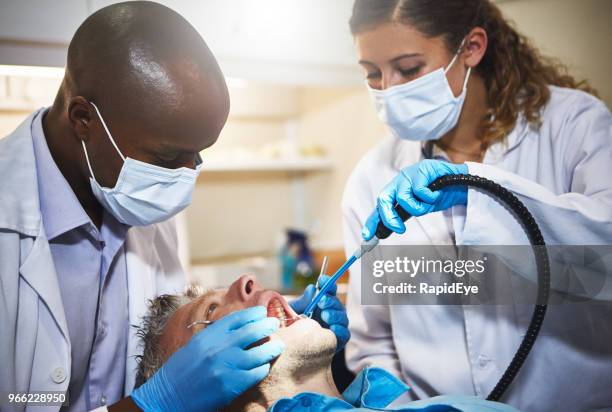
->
xmin=366 ymin=71 xmax=381 ymax=80
xmin=399 ymin=66 xmax=422 ymax=79
xmin=206 ymin=303 xmax=218 ymax=321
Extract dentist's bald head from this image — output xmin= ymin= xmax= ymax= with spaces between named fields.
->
xmin=44 ymin=1 xmax=229 ymax=225
xmin=64 ymin=0 xmax=229 ymax=130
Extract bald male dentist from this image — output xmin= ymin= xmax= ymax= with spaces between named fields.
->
xmin=0 ymin=2 xmax=348 ymax=412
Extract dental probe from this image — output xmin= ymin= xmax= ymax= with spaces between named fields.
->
xmin=319 ymin=256 xmax=329 ymax=279
xmin=311 ymin=256 xmax=329 ymax=299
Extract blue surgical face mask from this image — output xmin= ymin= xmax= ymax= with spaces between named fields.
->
xmin=368 ymin=39 xmax=471 ymax=141
xmin=81 ymin=102 xmax=202 ymax=226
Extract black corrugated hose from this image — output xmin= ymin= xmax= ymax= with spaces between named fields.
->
xmin=375 ymin=174 xmax=550 ymax=402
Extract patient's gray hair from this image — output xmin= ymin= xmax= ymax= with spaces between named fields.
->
xmin=134 ymin=285 xmax=204 ymax=387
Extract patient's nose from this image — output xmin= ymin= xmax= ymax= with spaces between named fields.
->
xmin=231 ymin=274 xmax=262 ymax=302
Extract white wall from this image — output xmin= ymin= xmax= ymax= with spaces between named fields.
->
xmin=185 ymin=84 xmax=384 ymax=261
xmin=298 ymin=87 xmax=384 ymax=250
xmin=499 ymin=0 xmax=612 ymax=104
xmin=0 ymin=75 xmax=61 ymax=135
xmin=187 ymin=84 xmax=300 ymax=262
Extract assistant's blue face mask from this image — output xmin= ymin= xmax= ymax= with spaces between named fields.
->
xmin=81 ymin=102 xmax=202 ymax=226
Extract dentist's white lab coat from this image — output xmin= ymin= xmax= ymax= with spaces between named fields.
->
xmin=0 ymin=112 xmax=186 ymax=411
xmin=343 ymin=86 xmax=612 ymax=411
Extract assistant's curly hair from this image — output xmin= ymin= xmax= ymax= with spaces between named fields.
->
xmin=350 ymin=0 xmax=598 ymax=148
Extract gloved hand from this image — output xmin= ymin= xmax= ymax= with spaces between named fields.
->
xmin=290 ymin=274 xmax=350 ymax=351
xmin=363 ymin=159 xmax=469 ymax=240
xmin=131 ymin=306 xmax=284 ymax=412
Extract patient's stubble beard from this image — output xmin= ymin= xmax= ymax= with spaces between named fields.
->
xmin=223 ymin=323 xmax=339 ymax=412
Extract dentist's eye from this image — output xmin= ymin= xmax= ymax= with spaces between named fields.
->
xmin=366 ymin=71 xmax=381 ymax=80
xmin=155 ymin=152 xmax=180 ymax=163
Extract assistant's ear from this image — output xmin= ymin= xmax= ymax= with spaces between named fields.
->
xmin=463 ymin=27 xmax=487 ymax=68
xmin=68 ymin=96 xmax=94 ymax=143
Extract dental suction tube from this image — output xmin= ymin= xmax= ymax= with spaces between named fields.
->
xmin=375 ymin=174 xmax=550 ymax=402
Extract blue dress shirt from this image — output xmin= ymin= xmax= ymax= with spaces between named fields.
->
xmin=31 ymin=108 xmax=130 ymax=410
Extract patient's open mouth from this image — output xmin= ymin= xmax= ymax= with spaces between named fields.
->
xmin=267 ymin=298 xmax=288 ymax=327
xmin=266 ymin=297 xmax=298 ymax=328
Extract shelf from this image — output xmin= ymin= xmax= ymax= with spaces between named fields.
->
xmin=200 ymin=157 xmax=333 ymax=173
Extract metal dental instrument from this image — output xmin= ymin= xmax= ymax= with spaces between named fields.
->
xmin=316 ymin=256 xmax=329 ymax=295
xmin=305 ymin=256 xmax=329 ymax=318
xmin=320 ymin=256 xmax=329 ymax=279
xmin=186 ymin=320 xmax=214 ymax=329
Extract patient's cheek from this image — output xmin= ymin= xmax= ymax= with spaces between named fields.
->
xmin=159 ymin=331 xmax=190 ymax=362
xmin=158 ymin=309 xmax=194 ymax=358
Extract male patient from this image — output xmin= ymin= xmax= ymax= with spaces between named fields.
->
xmin=134 ymin=275 xmax=518 ymax=412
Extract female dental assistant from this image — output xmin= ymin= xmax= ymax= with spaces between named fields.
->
xmin=342 ymin=0 xmax=612 ymax=411
xmin=0 ymin=3 xmax=348 ymax=412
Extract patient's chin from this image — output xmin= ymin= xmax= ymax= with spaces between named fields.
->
xmin=221 ymin=318 xmax=336 ymax=412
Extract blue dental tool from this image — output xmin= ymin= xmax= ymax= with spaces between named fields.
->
xmin=301 ymin=200 xmax=412 ymax=317
xmin=303 ymin=237 xmax=380 ymax=317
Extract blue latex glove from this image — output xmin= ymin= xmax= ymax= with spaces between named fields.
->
xmin=290 ymin=275 xmax=350 ymax=351
xmin=363 ymin=159 xmax=469 ymax=240
xmin=131 ymin=306 xmax=284 ymax=412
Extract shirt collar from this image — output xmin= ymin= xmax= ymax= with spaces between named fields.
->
xmin=421 ymin=141 xmax=449 ymax=161
xmin=342 ymin=367 xmax=409 ymax=409
xmin=269 ymin=367 xmax=409 ymax=411
xmin=31 ymin=108 xmax=91 ymax=240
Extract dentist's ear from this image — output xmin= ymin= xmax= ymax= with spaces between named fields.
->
xmin=68 ymin=96 xmax=94 ymax=143
xmin=463 ymin=26 xmax=488 ymax=69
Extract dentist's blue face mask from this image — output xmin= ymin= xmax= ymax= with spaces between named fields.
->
xmin=82 ymin=102 xmax=202 ymax=226
xmin=368 ymin=39 xmax=471 ymax=141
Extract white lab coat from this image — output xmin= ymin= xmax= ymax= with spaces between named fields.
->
xmin=0 ymin=112 xmax=186 ymax=411
xmin=343 ymin=86 xmax=612 ymax=411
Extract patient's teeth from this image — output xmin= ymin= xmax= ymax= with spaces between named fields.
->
xmin=267 ymin=298 xmax=291 ymax=328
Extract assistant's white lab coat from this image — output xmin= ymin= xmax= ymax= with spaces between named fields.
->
xmin=0 ymin=112 xmax=186 ymax=411
xmin=343 ymin=86 xmax=612 ymax=411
